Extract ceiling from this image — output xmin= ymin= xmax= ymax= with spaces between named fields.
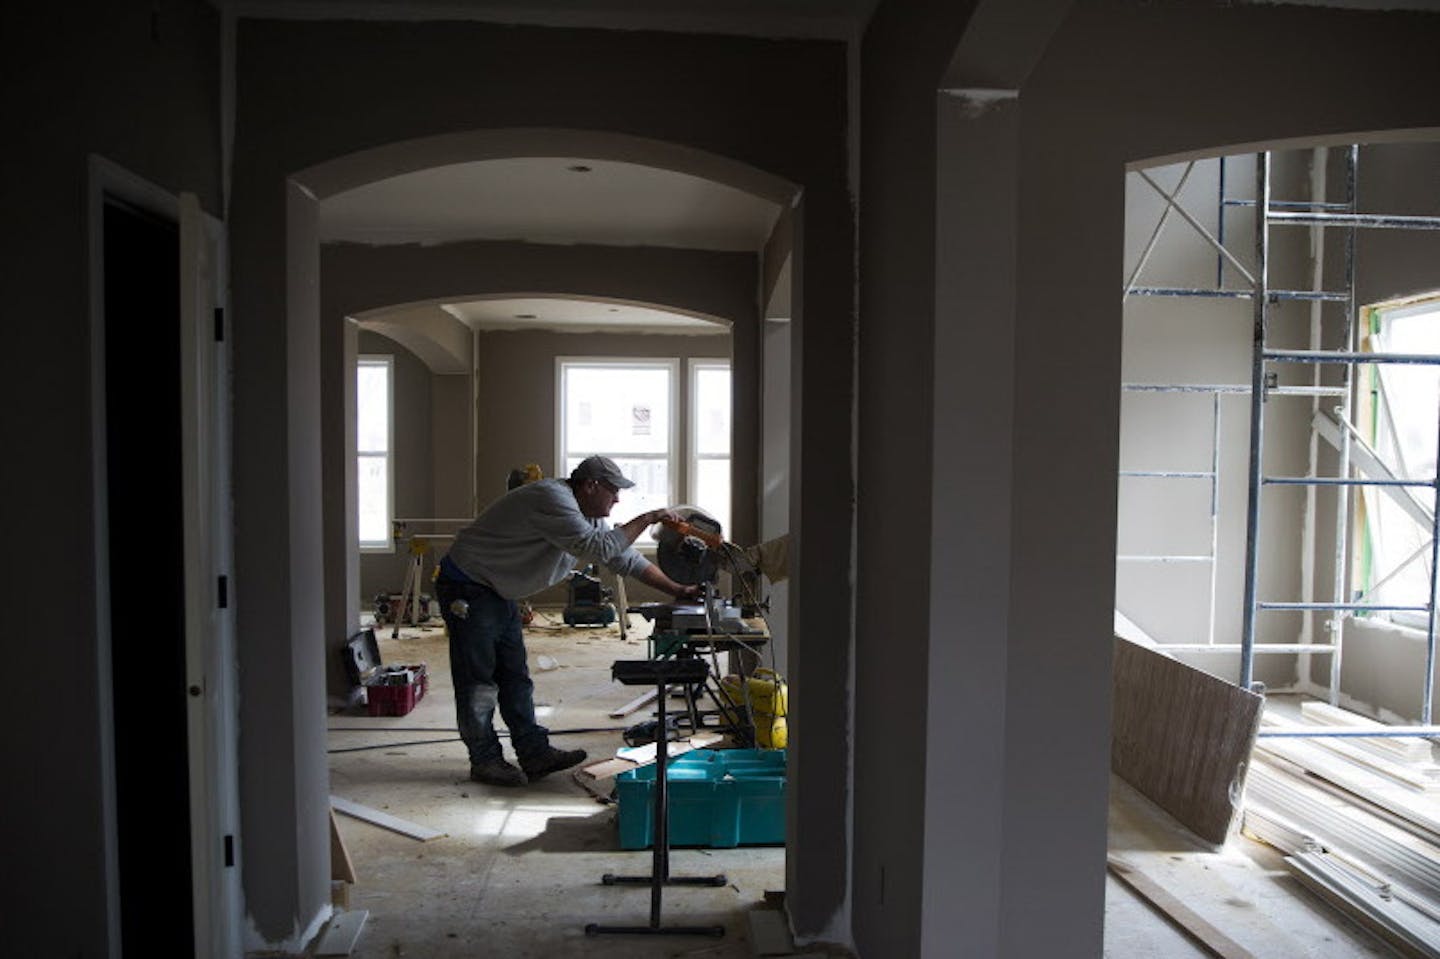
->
xmin=318 ymin=157 xmax=782 ymax=252
xmin=235 ymin=0 xmax=877 ymax=40
xmin=441 ymin=296 xmax=726 ymax=335
xmin=321 ymin=152 xmax=784 ymax=338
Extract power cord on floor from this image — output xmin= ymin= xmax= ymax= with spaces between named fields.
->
xmin=326 ymin=724 xmax=631 ymax=754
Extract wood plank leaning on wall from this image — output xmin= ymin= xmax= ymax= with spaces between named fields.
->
xmin=1111 ymin=637 xmax=1264 ymax=845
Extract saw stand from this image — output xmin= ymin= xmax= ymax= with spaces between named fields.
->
xmin=391 ymin=533 xmax=441 ymax=639
xmin=585 ymin=657 xmax=727 ymax=939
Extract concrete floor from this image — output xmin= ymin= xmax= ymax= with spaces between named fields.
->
xmin=1106 ymin=776 xmax=1390 ymax=958
xmin=326 ymin=615 xmax=1393 ymax=958
xmin=328 ymin=614 xmax=805 ymax=958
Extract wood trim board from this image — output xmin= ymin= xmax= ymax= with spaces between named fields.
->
xmin=1107 ymin=857 xmax=1257 ymax=959
xmin=330 ymin=795 xmax=446 ymax=841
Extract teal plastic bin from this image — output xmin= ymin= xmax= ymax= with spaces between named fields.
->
xmin=614 ymin=748 xmax=787 ymax=850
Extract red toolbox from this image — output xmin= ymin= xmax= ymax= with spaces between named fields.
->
xmin=366 ymin=665 xmax=429 ymax=717
xmin=344 ymin=629 xmax=429 ymax=717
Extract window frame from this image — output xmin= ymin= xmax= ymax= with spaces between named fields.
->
xmin=688 ymin=357 xmax=733 ymax=536
xmin=555 ymin=356 xmax=681 ymax=530
xmin=1353 ymin=294 xmax=1440 ymax=630
xmin=357 ymin=353 xmax=394 ymax=553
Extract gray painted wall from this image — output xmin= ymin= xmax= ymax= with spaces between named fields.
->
xmin=762 ymin=319 xmax=792 ymax=674
xmin=861 ymin=0 xmax=1440 ymax=956
xmin=432 ymin=373 xmax=473 ymax=520
xmin=857 ymin=1 xmax=972 ymax=952
xmin=1 ymin=3 xmax=223 ymax=956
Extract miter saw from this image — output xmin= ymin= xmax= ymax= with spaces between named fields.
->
xmin=619 ymin=510 xmax=770 ymax=746
xmin=629 ymin=510 xmax=762 ymax=653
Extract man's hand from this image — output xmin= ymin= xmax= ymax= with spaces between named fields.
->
xmin=673 ymin=582 xmax=704 ymax=602
xmin=636 ymin=562 xmax=704 ymax=602
xmin=617 ymin=508 xmax=685 ymax=545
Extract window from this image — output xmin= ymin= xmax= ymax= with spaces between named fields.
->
xmin=357 ymin=355 xmax=393 ymax=551
xmin=1354 ymin=295 xmax=1440 ymax=627
xmin=558 ymin=358 xmax=679 ymax=540
xmin=690 ymin=359 xmax=732 ymax=538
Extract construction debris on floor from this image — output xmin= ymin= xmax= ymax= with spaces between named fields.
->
xmin=1245 ymin=700 xmax=1440 ymax=957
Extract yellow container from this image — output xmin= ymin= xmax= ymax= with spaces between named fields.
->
xmin=720 ymin=668 xmax=788 ymax=749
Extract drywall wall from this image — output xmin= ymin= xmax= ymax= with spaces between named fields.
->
xmin=1353 ymin=142 xmax=1440 ymax=310
xmin=231 ymin=133 xmax=333 ymax=956
xmin=1 ymin=2 xmax=223 ymax=956
xmin=432 ymin=373 xmax=472 ymax=518
xmin=1118 ymin=150 xmax=1331 ymax=691
xmin=856 ymin=1 xmax=960 ymax=951
xmin=321 ymin=304 xmax=361 ymax=700
xmin=762 ymin=319 xmax=792 ymax=674
xmin=1343 ymin=619 xmax=1440 ymax=721
xmin=233 ymin=19 xmax=853 ymax=942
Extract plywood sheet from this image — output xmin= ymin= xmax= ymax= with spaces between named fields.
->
xmin=1112 ymin=637 xmax=1264 ymax=844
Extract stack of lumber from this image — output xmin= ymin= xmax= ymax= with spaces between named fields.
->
xmin=1244 ymin=702 xmax=1440 ymax=957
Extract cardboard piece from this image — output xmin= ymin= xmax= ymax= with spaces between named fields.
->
xmin=576 ymin=733 xmax=724 ymax=785
xmin=1111 ymin=636 xmax=1264 ymax=844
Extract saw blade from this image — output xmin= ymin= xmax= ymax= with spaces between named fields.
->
xmin=654 ymin=510 xmax=722 ymax=585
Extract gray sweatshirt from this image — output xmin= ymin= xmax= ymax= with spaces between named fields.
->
xmin=444 ymin=478 xmax=649 ymax=599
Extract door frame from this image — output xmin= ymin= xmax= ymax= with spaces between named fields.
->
xmin=88 ymin=155 xmax=241 ymax=959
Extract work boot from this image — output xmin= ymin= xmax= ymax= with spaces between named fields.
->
xmin=520 ymin=746 xmax=588 ymax=781
xmin=469 ymin=758 xmax=527 ymax=787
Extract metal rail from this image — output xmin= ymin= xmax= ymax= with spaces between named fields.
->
xmin=1127 ymin=287 xmax=1349 ymax=302
xmin=1238 ymin=152 xmax=1270 ymax=691
xmin=1239 ymin=147 xmax=1440 ymax=723
xmin=1257 ymin=725 xmax=1440 ymax=738
xmin=1268 ymin=211 xmax=1440 ymax=230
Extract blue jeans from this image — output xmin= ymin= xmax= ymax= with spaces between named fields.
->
xmin=434 ymin=577 xmax=549 ymax=765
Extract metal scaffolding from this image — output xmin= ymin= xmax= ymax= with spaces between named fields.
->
xmin=1122 ymin=146 xmax=1440 ymax=726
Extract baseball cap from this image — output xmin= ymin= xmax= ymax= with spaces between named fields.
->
xmin=570 ymin=455 xmax=635 ymax=489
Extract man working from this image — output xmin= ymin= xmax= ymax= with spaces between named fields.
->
xmin=435 ymin=455 xmax=701 ymax=787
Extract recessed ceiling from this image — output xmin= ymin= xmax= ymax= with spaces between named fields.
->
xmin=236 ymin=0 xmax=878 ymax=39
xmin=318 ymin=157 xmax=783 ymax=251
xmin=441 ymin=296 xmax=726 ymax=335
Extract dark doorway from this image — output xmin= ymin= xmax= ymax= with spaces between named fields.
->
xmin=102 ymin=197 xmax=195 ymax=957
